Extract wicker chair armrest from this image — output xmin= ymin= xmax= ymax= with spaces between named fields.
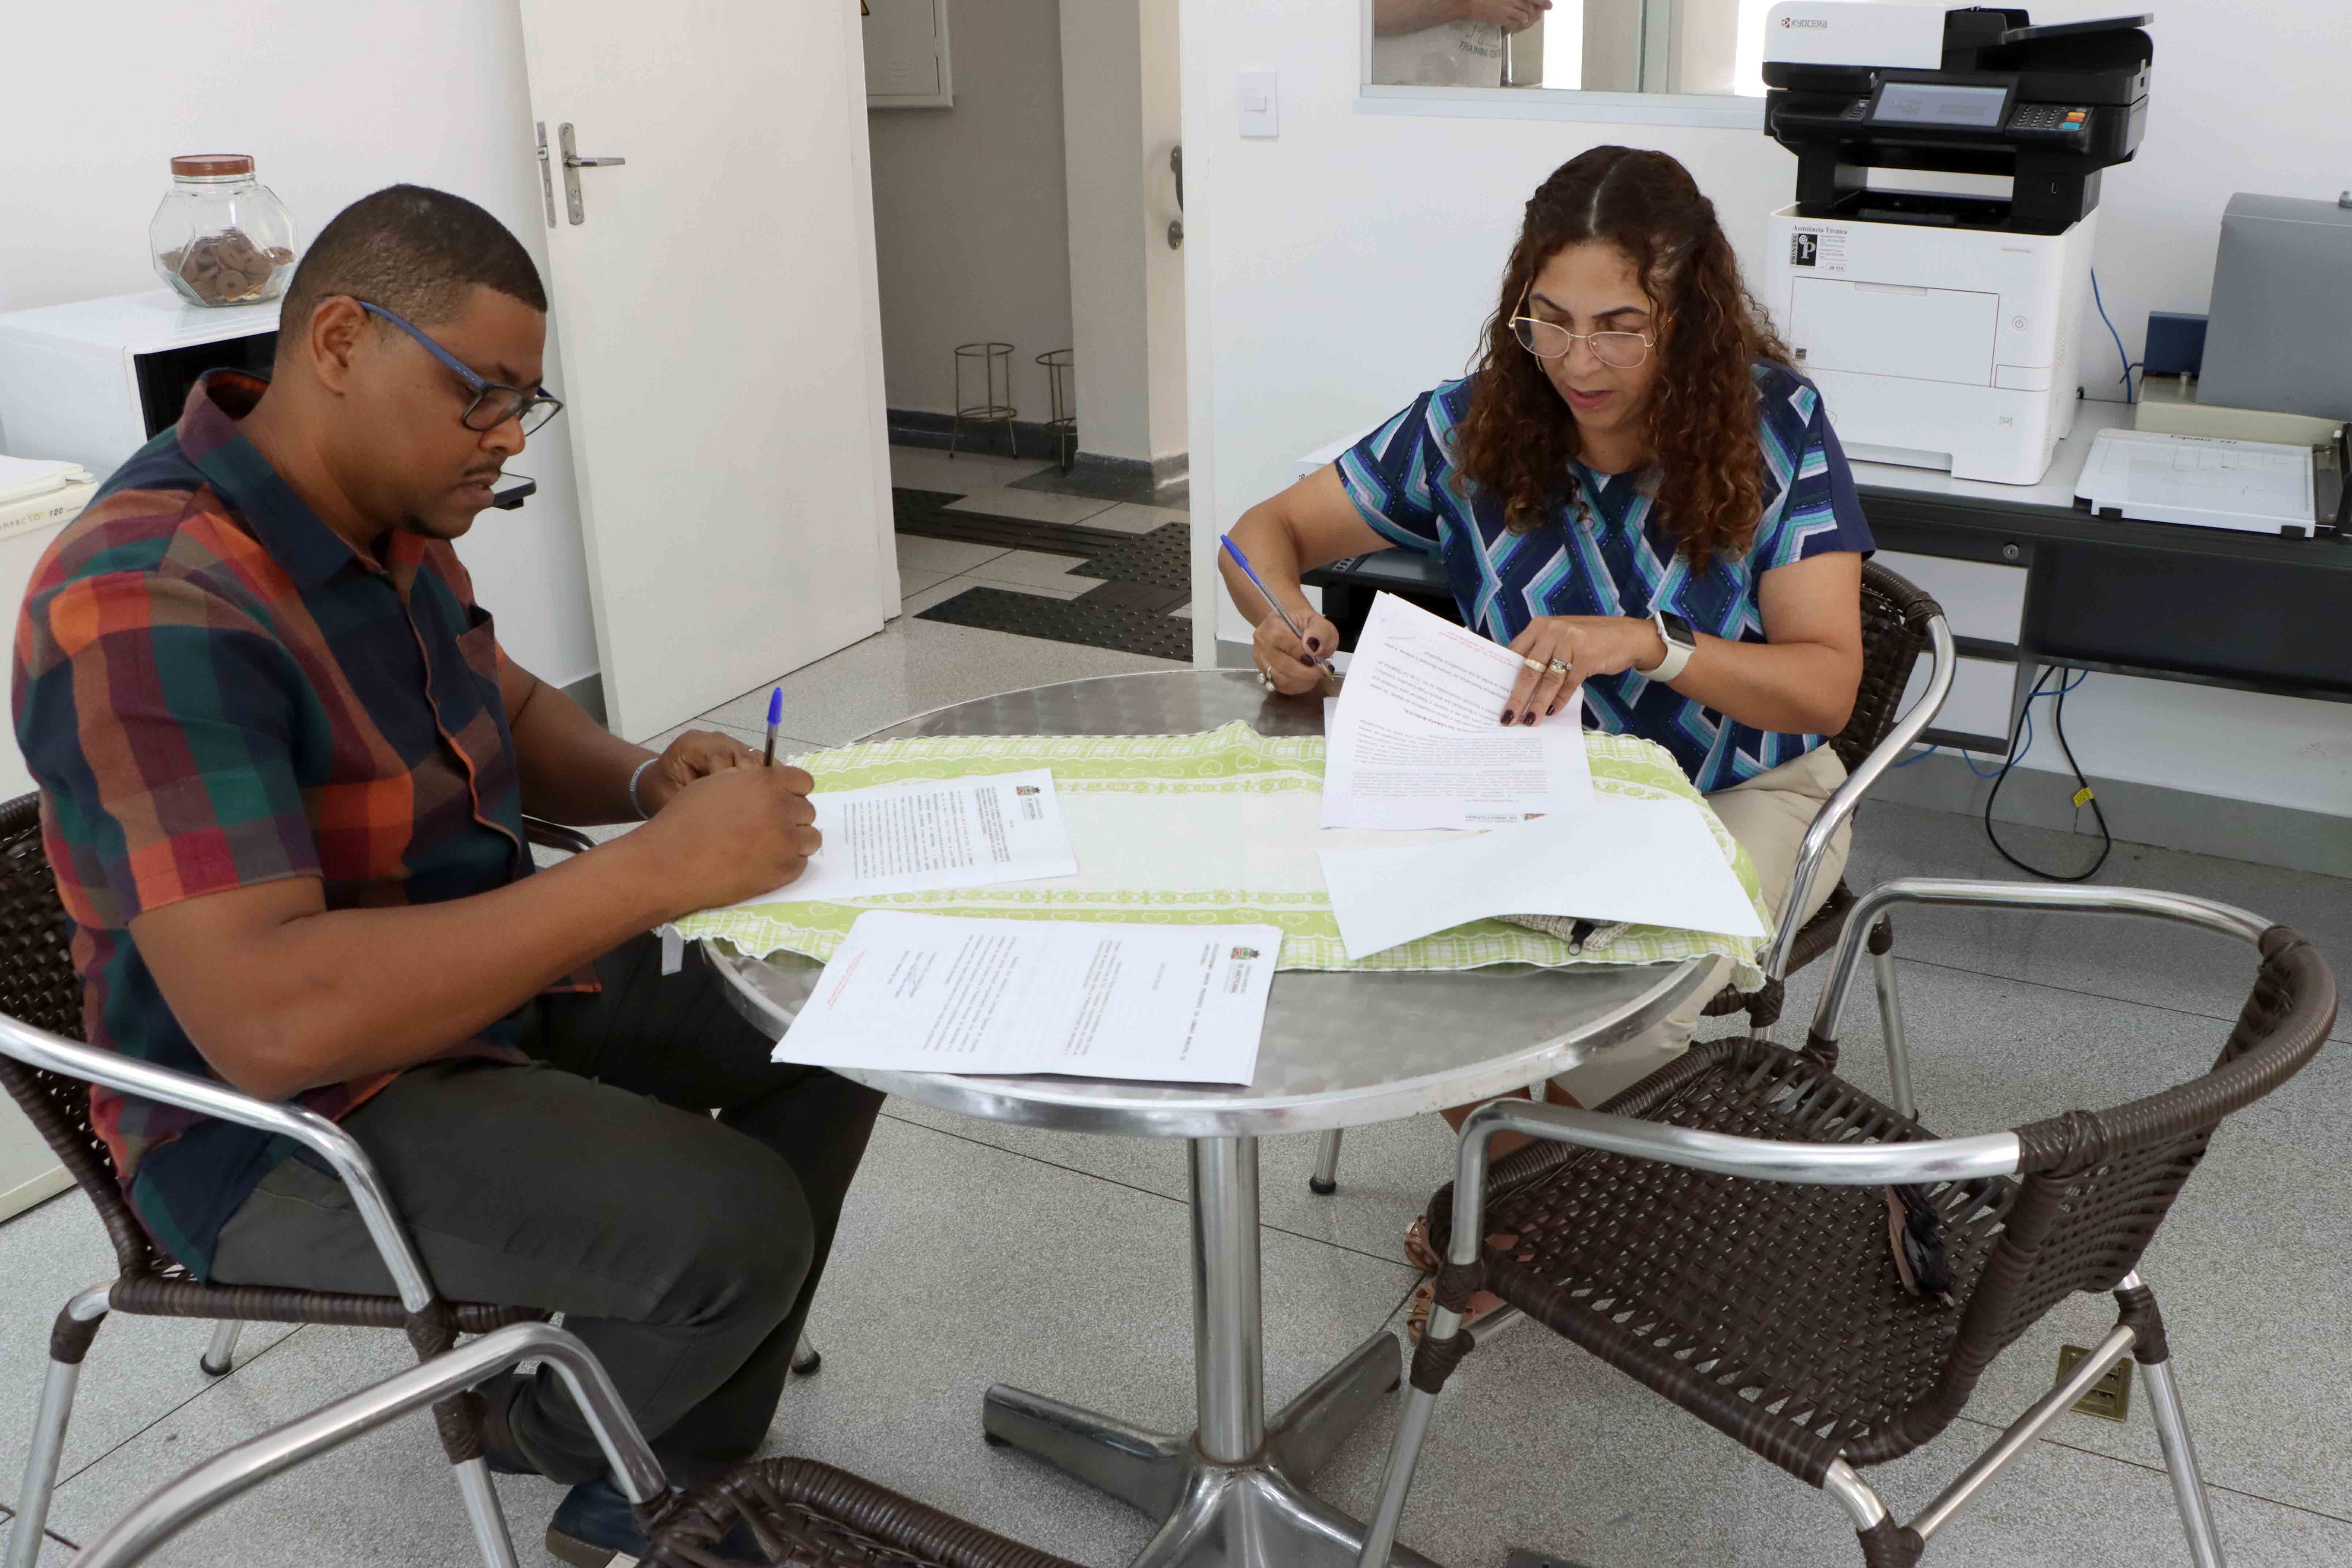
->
xmin=66 ymin=1322 xmax=663 ymax=1568
xmin=523 ymin=816 xmax=599 ymax=857
xmin=0 ymin=1017 xmax=440 ymax=1312
xmin=1761 ymin=614 xmax=1955 ymax=980
xmin=1806 ymin=879 xmax=2273 ymax=1055
xmin=1432 ymin=1096 xmax=2019 ymax=1269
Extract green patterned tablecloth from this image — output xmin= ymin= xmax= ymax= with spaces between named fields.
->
xmin=671 ymin=721 xmax=1769 ymax=987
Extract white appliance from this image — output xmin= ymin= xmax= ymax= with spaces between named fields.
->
xmin=1760 ymin=7 xmax=2155 ymax=484
xmin=0 ymin=290 xmax=282 ymax=482
xmin=1766 ymin=207 xmax=2094 ymax=483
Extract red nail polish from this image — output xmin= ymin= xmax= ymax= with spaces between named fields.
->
xmin=1500 ymin=711 xmax=1516 ymax=725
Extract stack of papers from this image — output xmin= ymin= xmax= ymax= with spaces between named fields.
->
xmin=776 ymin=911 xmax=1281 ymax=1084
xmin=0 ymin=456 xmax=91 ymax=508
xmin=1317 ymin=795 xmax=1764 ymax=961
xmin=1321 ymin=593 xmax=1592 ymax=829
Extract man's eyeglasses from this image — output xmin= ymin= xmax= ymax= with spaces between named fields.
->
xmin=358 ymin=301 xmax=565 ymax=436
xmin=1509 ymin=292 xmax=1655 ymax=370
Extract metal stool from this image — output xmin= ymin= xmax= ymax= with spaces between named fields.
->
xmin=951 ymin=341 xmax=1018 ymax=459
xmin=1037 ymin=348 xmax=1075 ymax=473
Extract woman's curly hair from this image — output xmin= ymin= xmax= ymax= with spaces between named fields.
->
xmin=1456 ymin=146 xmax=1790 ymax=571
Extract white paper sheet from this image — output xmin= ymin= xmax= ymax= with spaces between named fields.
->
xmin=774 ymin=912 xmax=1282 ymax=1083
xmin=1318 ymin=795 xmax=1764 ymax=960
xmin=1321 ymin=592 xmax=1593 ymax=829
xmin=733 ymin=770 xmax=1076 ymax=906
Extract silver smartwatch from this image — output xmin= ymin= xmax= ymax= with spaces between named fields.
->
xmin=1645 ymin=608 xmax=1696 ymax=683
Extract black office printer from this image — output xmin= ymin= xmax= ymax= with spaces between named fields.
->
xmin=1763 ymin=7 xmax=2152 ymax=234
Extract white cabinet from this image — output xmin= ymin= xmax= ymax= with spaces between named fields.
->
xmin=866 ymin=0 xmax=952 ymax=109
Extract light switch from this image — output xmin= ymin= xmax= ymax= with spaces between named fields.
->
xmin=1238 ymin=71 xmax=1278 ymax=138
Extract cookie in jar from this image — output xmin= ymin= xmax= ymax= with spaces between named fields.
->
xmin=151 ymin=155 xmax=297 ymax=307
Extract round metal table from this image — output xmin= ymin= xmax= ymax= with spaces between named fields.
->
xmin=712 ymin=670 xmax=1709 ymax=1568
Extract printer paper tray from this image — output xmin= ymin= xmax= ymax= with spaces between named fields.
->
xmin=2074 ymin=428 xmax=2318 ymax=535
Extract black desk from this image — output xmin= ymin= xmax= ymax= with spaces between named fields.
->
xmin=1299 ymin=402 xmax=2350 ymax=756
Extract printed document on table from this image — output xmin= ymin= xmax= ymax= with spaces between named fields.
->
xmin=733 ymin=770 xmax=1076 ymax=906
xmin=774 ymin=912 xmax=1283 ymax=1084
xmin=1318 ymin=794 xmax=1764 ymax=960
xmin=1321 ymin=592 xmax=1593 ymax=829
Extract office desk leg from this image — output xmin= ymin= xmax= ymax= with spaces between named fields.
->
xmin=980 ymin=1136 xmax=1430 ymax=1567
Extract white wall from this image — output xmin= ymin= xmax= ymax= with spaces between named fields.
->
xmin=1182 ymin=0 xmax=2352 ymax=818
xmin=868 ymin=0 xmax=1074 ymax=424
xmin=0 ymin=1 xmax=600 ymax=688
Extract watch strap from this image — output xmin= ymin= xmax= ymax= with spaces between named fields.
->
xmin=1646 ymin=608 xmax=1695 ymax=683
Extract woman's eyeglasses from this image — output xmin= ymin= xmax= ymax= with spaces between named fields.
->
xmin=358 ymin=301 xmax=566 ymax=436
xmin=1509 ymin=293 xmax=1655 ymax=370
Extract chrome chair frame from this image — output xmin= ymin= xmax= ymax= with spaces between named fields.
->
xmin=64 ymin=1322 xmax=662 ymax=1568
xmin=1307 ymin=611 xmax=1957 ymax=1194
xmin=1354 ymin=879 xmax=2264 ymax=1568
xmin=0 ymin=1022 xmax=524 ymax=1568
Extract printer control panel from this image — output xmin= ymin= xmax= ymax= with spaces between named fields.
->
xmin=1825 ymin=95 xmax=2090 ymax=144
xmin=2007 ymin=103 xmax=2093 ymax=139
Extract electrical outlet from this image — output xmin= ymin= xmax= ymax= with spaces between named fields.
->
xmin=2056 ymin=1344 xmax=2135 ymax=1421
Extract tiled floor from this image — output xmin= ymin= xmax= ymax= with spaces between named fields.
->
xmin=886 ymin=447 xmax=1193 ymax=661
xmin=4 ymin=451 xmax=2349 ymax=1565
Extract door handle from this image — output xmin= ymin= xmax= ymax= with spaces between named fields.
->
xmin=556 ymin=124 xmax=627 ymax=226
xmin=1167 ymin=144 xmax=1183 ymax=250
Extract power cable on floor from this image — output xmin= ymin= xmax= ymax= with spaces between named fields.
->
xmin=1983 ymin=668 xmax=2113 ymax=882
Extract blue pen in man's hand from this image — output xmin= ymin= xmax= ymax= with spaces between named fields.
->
xmin=761 ymin=687 xmax=782 ymax=768
xmin=1219 ymin=535 xmax=1334 ymax=673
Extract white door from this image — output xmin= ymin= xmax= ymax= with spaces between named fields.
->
xmin=515 ymin=0 xmax=896 ymax=741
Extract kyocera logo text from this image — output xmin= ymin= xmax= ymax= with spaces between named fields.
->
xmin=1782 ymin=16 xmax=1828 ymax=26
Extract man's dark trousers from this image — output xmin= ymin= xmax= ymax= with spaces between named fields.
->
xmin=208 ymin=933 xmax=884 ymax=1483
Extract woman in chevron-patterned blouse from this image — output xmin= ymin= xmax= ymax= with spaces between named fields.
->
xmin=1219 ymin=148 xmax=1875 ymax=1300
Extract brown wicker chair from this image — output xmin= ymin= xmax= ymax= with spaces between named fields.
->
xmin=1696 ymin=558 xmax=1948 ymax=1032
xmin=1306 ymin=561 xmax=1954 ymax=1196
xmin=61 ymin=1320 xmax=1085 ymax=1568
xmin=0 ymin=791 xmax=594 ymax=1568
xmin=1357 ymin=878 xmax=2335 ymax=1568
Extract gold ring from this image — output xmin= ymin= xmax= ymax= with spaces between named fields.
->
xmin=1547 ymin=659 xmax=1573 ymax=676
xmin=1520 ymin=656 xmax=1547 ymax=674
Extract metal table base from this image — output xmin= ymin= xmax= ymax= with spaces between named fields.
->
xmin=981 ymin=1136 xmax=1434 ymax=1568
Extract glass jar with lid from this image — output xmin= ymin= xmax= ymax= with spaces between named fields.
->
xmin=149 ymin=155 xmax=298 ymax=308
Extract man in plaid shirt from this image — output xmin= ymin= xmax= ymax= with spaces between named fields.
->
xmin=14 ymin=185 xmax=879 ymax=1565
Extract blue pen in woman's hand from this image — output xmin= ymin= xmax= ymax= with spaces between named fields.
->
xmin=1219 ymin=535 xmax=1334 ymax=673
xmin=761 ymin=687 xmax=782 ymax=768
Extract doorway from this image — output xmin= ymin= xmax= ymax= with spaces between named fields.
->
xmin=862 ymin=0 xmax=1193 ymax=667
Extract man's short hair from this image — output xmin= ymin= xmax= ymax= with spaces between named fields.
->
xmin=277 ymin=185 xmax=546 ymax=356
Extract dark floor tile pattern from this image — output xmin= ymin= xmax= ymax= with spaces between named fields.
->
xmin=898 ymin=489 xmax=1194 ymax=660
xmin=917 ymin=587 xmax=1193 ymax=661
xmin=1068 ymin=524 xmax=1190 ymax=592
